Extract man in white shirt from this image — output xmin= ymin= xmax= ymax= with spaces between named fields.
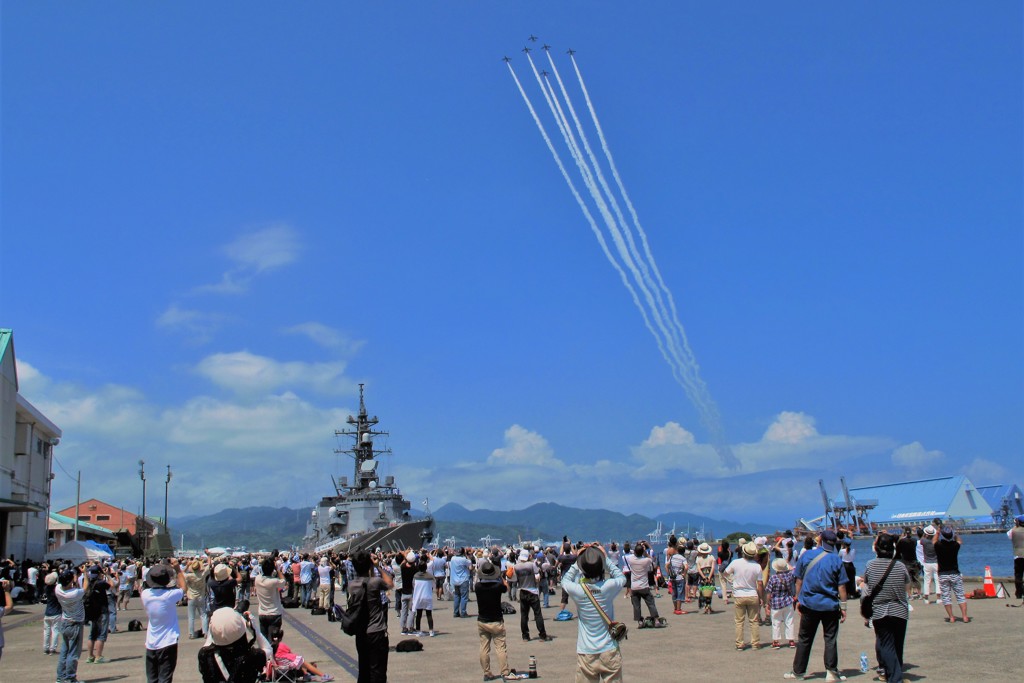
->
xmin=723 ymin=542 xmax=765 ymax=650
xmin=141 ymin=560 xmax=186 ymax=683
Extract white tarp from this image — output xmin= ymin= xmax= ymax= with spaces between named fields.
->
xmin=44 ymin=540 xmax=115 ymax=564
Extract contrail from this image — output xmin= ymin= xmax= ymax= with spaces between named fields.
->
xmin=568 ymin=53 xmax=738 ymax=468
xmin=505 ymin=62 xmax=675 ymax=375
xmin=507 ymin=49 xmax=739 ymax=469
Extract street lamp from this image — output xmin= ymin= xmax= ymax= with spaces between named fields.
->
xmin=164 ymin=465 xmax=172 ymax=536
xmin=139 ymin=459 xmax=147 ymax=552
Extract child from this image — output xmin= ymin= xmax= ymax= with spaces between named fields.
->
xmin=765 ymin=558 xmax=797 ymax=649
xmin=270 ymin=628 xmax=334 ymax=682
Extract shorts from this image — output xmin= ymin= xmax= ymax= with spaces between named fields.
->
xmin=672 ymin=578 xmax=686 ymax=601
xmin=435 ymin=577 xmax=445 ymax=589
xmin=939 ymin=573 xmax=965 ymax=605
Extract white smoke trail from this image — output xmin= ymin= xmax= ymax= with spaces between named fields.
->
xmin=569 ymin=54 xmax=737 ymax=468
xmin=534 ymin=65 xmax=699 ymax=401
xmin=505 ymin=63 xmax=670 ymax=370
xmin=509 ymin=51 xmax=739 ymax=469
xmin=542 ymin=50 xmax=705 ymax=401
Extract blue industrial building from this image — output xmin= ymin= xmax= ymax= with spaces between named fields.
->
xmin=972 ymin=484 xmax=1024 ymax=528
xmin=847 ymin=476 xmax=994 ymax=529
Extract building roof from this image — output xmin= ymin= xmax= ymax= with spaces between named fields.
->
xmin=849 ymin=475 xmax=994 ymax=525
xmin=49 ymin=512 xmax=116 ymax=539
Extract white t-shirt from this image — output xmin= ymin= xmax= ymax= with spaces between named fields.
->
xmin=725 ymin=558 xmax=763 ymax=598
xmin=142 ymin=587 xmax=184 ymax=650
xmin=254 ymin=576 xmax=286 ymax=616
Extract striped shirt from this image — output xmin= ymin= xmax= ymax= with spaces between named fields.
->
xmin=863 ymin=558 xmax=910 ymax=621
xmin=56 ymin=585 xmax=86 ymax=623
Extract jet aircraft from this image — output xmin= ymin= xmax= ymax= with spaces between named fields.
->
xmin=528 ymin=35 xmax=538 ymax=42
xmin=566 ymin=48 xmax=576 ymax=56
xmin=502 ymin=56 xmax=511 ymax=63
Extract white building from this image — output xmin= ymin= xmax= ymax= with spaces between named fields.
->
xmin=1 ymin=329 xmax=62 ymax=561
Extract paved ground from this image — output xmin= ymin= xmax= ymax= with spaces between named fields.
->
xmin=2 ymin=580 xmax=1021 ymax=682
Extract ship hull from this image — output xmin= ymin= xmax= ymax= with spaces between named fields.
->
xmin=306 ymin=518 xmax=435 ymax=555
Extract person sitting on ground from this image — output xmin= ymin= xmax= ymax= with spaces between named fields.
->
xmin=269 ymin=627 xmax=334 ymax=681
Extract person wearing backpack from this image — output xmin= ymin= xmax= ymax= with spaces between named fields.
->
xmin=346 ymin=550 xmax=393 ymax=683
xmin=84 ymin=564 xmax=112 ymax=663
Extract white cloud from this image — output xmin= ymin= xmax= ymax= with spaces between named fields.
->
xmin=20 ymin=360 xmax=354 ymax=517
xmin=193 ymin=351 xmax=355 ymax=396
xmin=283 ymin=322 xmax=365 ymax=354
xmin=488 ymin=425 xmax=558 ymax=466
xmin=763 ymin=411 xmax=817 ymax=444
xmin=194 ymin=224 xmax=301 ymax=294
xmin=891 ymin=441 xmax=945 ymax=475
xmin=156 ymin=304 xmax=227 ymax=344
xmin=631 ymin=412 xmax=894 ymax=479
xmin=961 ymin=457 xmax=1009 ymax=485
xmin=642 ymin=421 xmax=695 ymax=447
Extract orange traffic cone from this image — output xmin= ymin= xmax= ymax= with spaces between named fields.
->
xmin=983 ymin=565 xmax=996 ymax=597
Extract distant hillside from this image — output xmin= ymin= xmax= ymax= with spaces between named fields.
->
xmin=434 ymin=502 xmax=781 ymax=544
xmin=169 ymin=502 xmax=784 ymax=552
xmin=174 ymin=506 xmax=306 ymax=551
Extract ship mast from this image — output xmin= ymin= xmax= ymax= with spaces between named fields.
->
xmin=335 ymin=384 xmax=392 ymax=493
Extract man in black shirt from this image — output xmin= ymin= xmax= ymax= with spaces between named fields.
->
xmin=896 ymin=528 xmax=920 ymax=600
xmin=348 ymin=550 xmax=393 ymax=683
xmin=474 ymin=560 xmax=526 ymax=681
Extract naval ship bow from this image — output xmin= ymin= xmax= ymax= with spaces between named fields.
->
xmin=303 ymin=384 xmax=434 ymax=554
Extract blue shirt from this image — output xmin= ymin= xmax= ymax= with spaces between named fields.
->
xmin=450 ymin=556 xmax=472 ymax=586
xmin=794 ymin=547 xmax=845 ymax=612
xmin=561 ymin=560 xmax=626 ymax=654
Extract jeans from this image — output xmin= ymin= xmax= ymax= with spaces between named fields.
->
xmin=733 ymin=595 xmax=760 ymax=647
xmin=106 ymin=602 xmax=118 ymax=633
xmin=57 ymin=621 xmax=83 ymax=683
xmin=873 ymin=616 xmax=907 ymax=683
xmin=355 ymin=630 xmax=389 ymax=683
xmin=519 ymin=591 xmax=546 ymax=638
xmin=300 ymin=582 xmax=313 ymax=607
xmin=478 ymin=620 xmax=510 ymax=677
xmin=452 ymin=582 xmax=469 ymax=617
xmin=187 ymin=596 xmax=209 ymax=636
xmin=400 ymin=594 xmax=415 ymax=631
xmin=630 ymin=588 xmax=659 ymax=621
xmin=791 ymin=607 xmax=841 ymax=676
xmin=539 ymin=578 xmax=550 ymax=608
xmin=43 ymin=615 xmax=60 ymax=653
xmin=146 ymin=643 xmax=178 ymax=683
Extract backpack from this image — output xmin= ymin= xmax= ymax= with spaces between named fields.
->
xmin=500 ymin=601 xmax=517 ymax=615
xmin=327 ymin=604 xmax=343 ymax=623
xmin=84 ymin=582 xmax=106 ymax=622
xmin=197 ymin=639 xmax=267 ymax=683
xmin=340 ymin=586 xmax=369 ymax=636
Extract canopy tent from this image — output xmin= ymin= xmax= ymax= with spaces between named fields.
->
xmin=44 ymin=539 xmax=115 ymax=564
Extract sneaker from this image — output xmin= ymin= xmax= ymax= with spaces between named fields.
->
xmin=429 ymin=631 xmax=437 ymax=637
xmin=789 ymin=640 xmax=797 ymax=649
xmin=824 ymin=672 xmax=848 ymax=682
xmin=771 ymin=641 xmax=782 ymax=649
xmin=95 ymin=657 xmax=107 ymax=664
xmin=522 ymin=635 xmax=530 ymax=641
xmin=504 ymin=674 xmax=529 ymax=681
xmin=86 ymin=657 xmax=95 ymax=664
xmin=673 ymin=609 xmax=683 ymax=615
xmin=538 ymin=634 xmax=552 ymax=642
xmin=319 ymin=675 xmax=335 ymax=682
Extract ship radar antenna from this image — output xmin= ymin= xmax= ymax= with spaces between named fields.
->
xmin=358 ymin=383 xmax=367 ymax=416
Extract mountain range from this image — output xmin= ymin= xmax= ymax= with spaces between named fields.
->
xmin=171 ymin=502 xmax=780 ymax=551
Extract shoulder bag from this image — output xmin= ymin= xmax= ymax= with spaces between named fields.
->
xmin=580 ymin=580 xmax=627 ymax=643
xmin=860 ymin=558 xmax=898 ymax=621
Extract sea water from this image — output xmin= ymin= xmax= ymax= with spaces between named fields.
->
xmin=850 ymin=532 xmax=1013 ymax=578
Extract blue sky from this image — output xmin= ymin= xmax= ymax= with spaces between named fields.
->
xmin=2 ymin=3 xmax=1020 ymax=527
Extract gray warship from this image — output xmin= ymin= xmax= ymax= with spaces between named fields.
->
xmin=302 ymin=384 xmax=434 ymax=554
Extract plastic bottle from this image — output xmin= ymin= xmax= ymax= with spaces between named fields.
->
xmin=529 ymin=655 xmax=538 ymax=678
xmin=859 ymin=652 xmax=869 ymax=673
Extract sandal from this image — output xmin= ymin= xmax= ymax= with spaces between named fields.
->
xmin=962 ymin=617 xmax=972 ymax=623
xmin=944 ymin=617 xmax=954 ymax=623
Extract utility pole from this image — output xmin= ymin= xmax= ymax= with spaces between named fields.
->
xmin=139 ymin=460 xmax=147 ymax=553
xmin=164 ymin=464 xmax=172 ymax=541
xmin=73 ymin=470 xmax=81 ymax=541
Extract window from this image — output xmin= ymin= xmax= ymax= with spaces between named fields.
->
xmin=96 ymin=515 xmax=111 ymax=521
xmin=966 ymin=490 xmax=977 ymax=510
xmin=77 ymin=515 xmax=91 ymax=521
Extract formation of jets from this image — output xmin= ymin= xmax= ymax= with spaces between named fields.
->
xmin=501 ymin=38 xmax=576 ymax=62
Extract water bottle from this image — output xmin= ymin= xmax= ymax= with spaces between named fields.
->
xmin=529 ymin=654 xmax=538 ymax=678
xmin=859 ymin=652 xmax=869 ymax=673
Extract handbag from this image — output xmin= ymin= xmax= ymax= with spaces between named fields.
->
xmin=580 ymin=581 xmax=627 ymax=642
xmin=860 ymin=558 xmax=898 ymax=620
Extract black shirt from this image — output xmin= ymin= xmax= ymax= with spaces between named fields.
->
xmin=896 ymin=537 xmax=917 ymax=564
xmin=934 ymin=539 xmax=960 ymax=574
xmin=474 ymin=580 xmax=507 ymax=623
